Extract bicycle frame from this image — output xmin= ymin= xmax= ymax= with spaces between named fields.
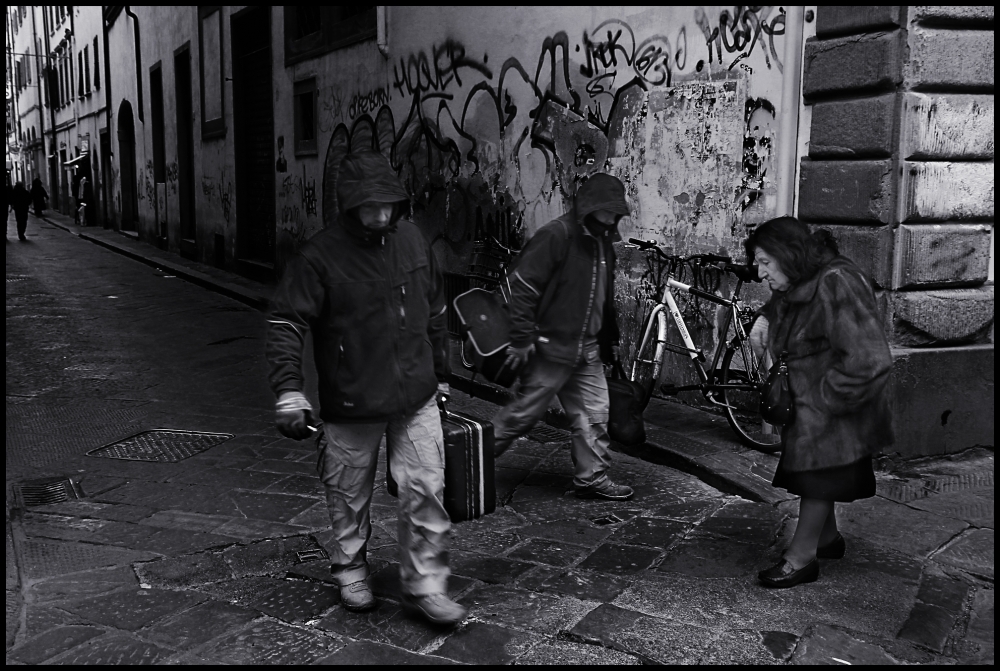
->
xmin=632 ymin=274 xmax=758 ymax=408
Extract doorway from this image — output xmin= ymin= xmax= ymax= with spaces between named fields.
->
xmin=117 ymin=100 xmax=139 ymax=231
xmin=232 ymin=6 xmax=275 ymax=272
xmin=174 ymin=45 xmax=196 ymax=252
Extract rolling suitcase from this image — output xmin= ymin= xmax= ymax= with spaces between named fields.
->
xmin=386 ymin=401 xmax=496 ymax=522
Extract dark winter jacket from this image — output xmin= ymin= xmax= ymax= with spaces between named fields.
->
xmin=10 ymin=185 xmax=31 ymax=218
xmin=762 ymin=255 xmax=894 ymax=472
xmin=508 ymin=174 xmax=627 ymax=365
xmin=30 ymin=180 xmax=48 ymax=211
xmin=266 ymin=151 xmax=449 ymax=423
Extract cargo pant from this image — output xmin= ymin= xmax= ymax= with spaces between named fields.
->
xmin=318 ymin=396 xmax=451 ymax=596
xmin=492 ymin=350 xmax=613 ymax=489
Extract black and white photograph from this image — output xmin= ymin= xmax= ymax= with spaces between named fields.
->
xmin=5 ymin=5 xmax=993 ymax=665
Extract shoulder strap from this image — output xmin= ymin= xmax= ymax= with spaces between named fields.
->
xmin=536 ymin=219 xmax=574 ymax=318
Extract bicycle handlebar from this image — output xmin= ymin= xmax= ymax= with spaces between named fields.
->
xmin=627 ymin=238 xmax=761 ymax=282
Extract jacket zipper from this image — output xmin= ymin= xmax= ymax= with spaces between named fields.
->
xmin=577 ymin=236 xmax=599 ymax=362
xmin=400 ymin=285 xmax=406 ymax=329
xmin=381 ymin=240 xmax=407 ymax=410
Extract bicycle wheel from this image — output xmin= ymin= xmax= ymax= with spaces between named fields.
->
xmin=719 ymin=335 xmax=782 ymax=453
xmin=629 ymin=309 xmax=665 ymax=410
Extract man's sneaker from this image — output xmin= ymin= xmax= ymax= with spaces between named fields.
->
xmin=575 ymin=479 xmax=634 ymax=501
xmin=400 ymin=592 xmax=467 ymax=625
xmin=340 ymin=580 xmax=376 ymax=612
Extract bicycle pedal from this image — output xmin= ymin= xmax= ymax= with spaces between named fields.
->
xmin=659 ymin=384 xmax=680 ymax=396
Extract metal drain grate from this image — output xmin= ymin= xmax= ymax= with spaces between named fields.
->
xmin=296 ymin=548 xmax=329 ymax=563
xmin=529 ymin=423 xmax=571 ymax=443
xmin=15 ymin=477 xmax=80 ymax=507
xmin=6 ymin=275 xmax=29 ymax=283
xmin=87 ymin=429 xmax=234 ymax=463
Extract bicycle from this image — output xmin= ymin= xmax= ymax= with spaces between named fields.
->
xmin=626 ymin=237 xmax=780 ymax=452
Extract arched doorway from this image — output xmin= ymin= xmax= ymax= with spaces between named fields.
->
xmin=117 ymin=100 xmax=139 ymax=231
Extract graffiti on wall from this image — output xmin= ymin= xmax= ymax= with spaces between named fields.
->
xmin=349 ymin=86 xmax=391 ymax=120
xmin=166 ymin=161 xmax=178 ymax=194
xmin=695 ymin=5 xmax=786 ymax=73
xmin=200 ymin=169 xmax=233 ymax=223
xmin=313 ymin=6 xmax=787 ymax=281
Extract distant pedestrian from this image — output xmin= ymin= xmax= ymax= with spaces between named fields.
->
xmin=491 ymin=173 xmax=634 ymax=501
xmin=30 ymin=177 xmax=48 ymax=217
xmin=747 ymin=217 xmax=893 ymax=589
xmin=11 ymin=182 xmax=33 ymax=241
xmin=266 ymin=150 xmax=467 ymax=625
xmin=75 ymin=175 xmax=90 ymax=226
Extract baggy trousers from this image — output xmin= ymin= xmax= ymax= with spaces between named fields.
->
xmin=318 ymin=396 xmax=451 ymax=596
xmin=492 ymin=352 xmax=613 ymax=489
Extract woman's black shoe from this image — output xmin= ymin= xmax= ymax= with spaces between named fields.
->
xmin=817 ymin=533 xmax=846 ymax=559
xmin=758 ymin=558 xmax=819 ymax=588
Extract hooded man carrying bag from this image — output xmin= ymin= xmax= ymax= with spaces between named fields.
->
xmin=491 ymin=173 xmax=635 ymax=501
xmin=265 ymin=151 xmax=465 ymax=626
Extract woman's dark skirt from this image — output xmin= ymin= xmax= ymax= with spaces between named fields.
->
xmin=772 ymin=453 xmax=876 ymax=502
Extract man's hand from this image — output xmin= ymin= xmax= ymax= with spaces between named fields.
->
xmin=504 ymin=343 xmax=535 ymax=371
xmin=436 ymin=381 xmax=451 ymax=404
xmin=275 ymin=391 xmax=318 ymax=441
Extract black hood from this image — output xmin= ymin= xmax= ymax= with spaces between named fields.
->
xmin=336 ymin=150 xmax=410 ymax=246
xmin=575 ymin=173 xmax=630 ymax=241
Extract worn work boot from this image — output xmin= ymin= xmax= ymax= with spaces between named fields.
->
xmin=400 ymin=592 xmax=467 ymax=625
xmin=575 ymin=479 xmax=634 ymax=501
xmin=340 ymin=580 xmax=377 ymax=612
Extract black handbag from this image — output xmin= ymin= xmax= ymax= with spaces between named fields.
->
xmin=606 ymin=360 xmax=647 ymax=446
xmin=759 ymin=310 xmax=798 ymax=426
xmin=760 ymin=350 xmax=793 ymax=425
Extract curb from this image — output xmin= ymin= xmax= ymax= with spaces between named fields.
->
xmin=41 ymin=216 xmax=270 ymax=310
xmin=449 ymin=369 xmax=791 ymax=506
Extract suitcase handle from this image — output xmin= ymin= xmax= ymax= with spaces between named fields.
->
xmin=437 ymin=391 xmax=453 ymax=418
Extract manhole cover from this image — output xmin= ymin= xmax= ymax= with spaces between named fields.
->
xmin=15 ymin=477 xmax=80 ymax=507
xmin=529 ymin=424 xmax=571 ymax=443
xmin=87 ymin=429 xmax=234 ymax=462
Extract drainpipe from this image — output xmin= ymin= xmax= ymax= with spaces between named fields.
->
xmin=103 ymin=8 xmax=114 ymax=229
xmin=41 ymin=7 xmax=59 ymax=205
xmin=376 ymin=6 xmax=389 ymax=58
xmin=31 ymin=8 xmax=47 ymax=185
xmin=124 ymin=6 xmax=143 ymax=121
xmin=775 ymin=6 xmax=804 ymax=218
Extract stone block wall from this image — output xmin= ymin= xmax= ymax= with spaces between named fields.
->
xmin=800 ymin=6 xmax=994 ymax=457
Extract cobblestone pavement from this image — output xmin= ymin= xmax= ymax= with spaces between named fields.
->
xmin=5 ymin=213 xmax=994 ymax=665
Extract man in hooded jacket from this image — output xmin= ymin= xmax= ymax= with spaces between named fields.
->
xmin=265 ymin=150 xmax=465 ymax=625
xmin=493 ymin=173 xmax=634 ymax=501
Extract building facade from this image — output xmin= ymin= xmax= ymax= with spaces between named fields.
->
xmin=7 ymin=6 xmax=994 ymax=457
xmin=7 ymin=5 xmax=106 ymax=219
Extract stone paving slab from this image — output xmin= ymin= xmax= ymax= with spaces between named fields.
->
xmin=60 ymin=588 xmax=206 ymax=631
xmin=141 ymin=600 xmax=260 ymax=651
xmin=46 ymin=632 xmax=180 ymax=665
xmin=135 ymin=553 xmax=234 ymax=589
xmin=5 ymin=625 xmax=104 ymax=664
xmin=249 ymin=580 xmax=341 ymax=624
xmin=790 ymin=623 xmax=900 ymax=665
xmin=932 ymin=527 xmax=994 ymax=580
xmin=458 ymin=584 xmax=595 ymax=635
xmin=195 ymin=618 xmax=344 ymax=664
xmin=431 ymin=621 xmax=542 ymax=664
xmin=27 ymin=565 xmax=139 ymax=603
xmin=319 ymin=639 xmax=458 ymax=665
xmin=18 ymin=538 xmax=156 ymax=579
